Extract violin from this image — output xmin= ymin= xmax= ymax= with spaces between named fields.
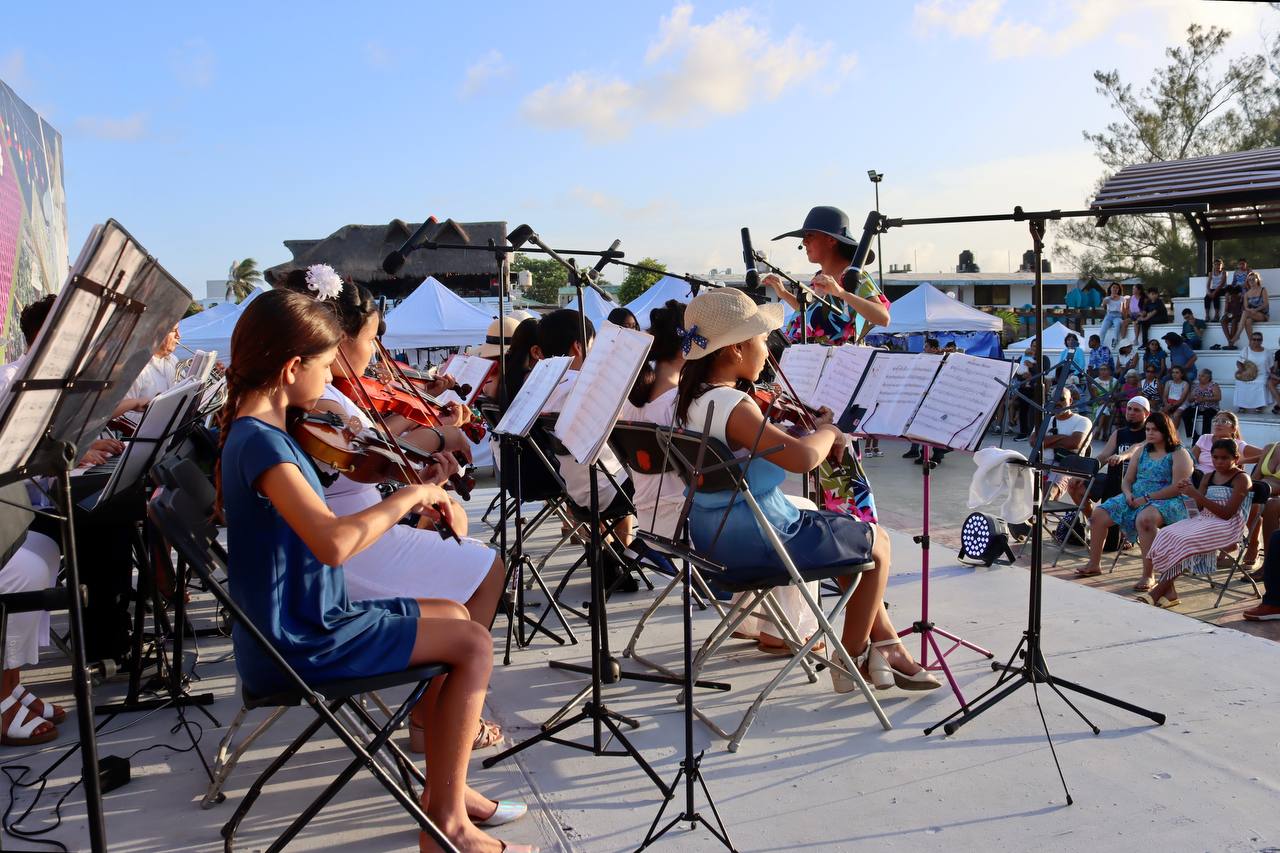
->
xmin=375 ymin=361 xmax=472 ymax=400
xmin=750 ymin=386 xmax=821 ymax=430
xmin=336 ymin=373 xmax=486 ymax=444
xmin=289 ymin=411 xmax=469 ymax=536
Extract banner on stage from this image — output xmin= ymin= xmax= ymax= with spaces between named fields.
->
xmin=0 ymin=81 xmax=67 ymax=362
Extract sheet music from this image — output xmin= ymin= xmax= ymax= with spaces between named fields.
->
xmin=810 ymin=344 xmax=877 ymax=417
xmin=436 ymin=354 xmax=495 ymax=406
xmin=86 ymin=378 xmax=201 ymax=510
xmin=555 ymin=323 xmax=654 ymax=465
xmin=777 ymin=344 xmax=830 ymax=406
xmin=857 ymin=352 xmax=944 ymax=437
xmin=905 ymin=354 xmax=1015 ymax=451
xmin=494 ymin=357 xmax=571 ymax=437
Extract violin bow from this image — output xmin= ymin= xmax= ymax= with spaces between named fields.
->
xmin=334 ymin=348 xmax=461 ymax=543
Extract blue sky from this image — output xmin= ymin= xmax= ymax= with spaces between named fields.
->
xmin=2 ymin=1 xmax=1275 ymax=295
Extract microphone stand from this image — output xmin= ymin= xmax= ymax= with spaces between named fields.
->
xmin=482 ymin=232 xmax=673 ymax=800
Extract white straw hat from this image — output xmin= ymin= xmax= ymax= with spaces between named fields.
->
xmin=476 ymin=315 xmax=524 ymax=358
xmin=681 ymin=289 xmax=785 ymax=360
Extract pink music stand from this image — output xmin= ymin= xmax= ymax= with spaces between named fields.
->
xmin=894 ymin=442 xmax=993 ymax=707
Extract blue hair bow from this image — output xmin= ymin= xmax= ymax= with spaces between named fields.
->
xmin=677 ymin=324 xmax=708 ymax=355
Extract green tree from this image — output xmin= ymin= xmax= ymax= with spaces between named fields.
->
xmin=225 ymin=258 xmax=263 ymax=302
xmin=183 ymin=301 xmax=204 ymax=318
xmin=617 ymin=258 xmax=667 ymax=305
xmin=1055 ymin=24 xmax=1271 ymax=296
xmin=512 ymin=254 xmax=567 ymax=305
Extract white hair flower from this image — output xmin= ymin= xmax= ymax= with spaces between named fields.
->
xmin=304 ymin=264 xmax=344 ymax=301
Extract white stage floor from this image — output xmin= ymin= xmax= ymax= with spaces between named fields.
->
xmin=16 ymin=488 xmax=1280 ymax=851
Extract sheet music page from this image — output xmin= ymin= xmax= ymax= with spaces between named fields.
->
xmin=857 ymin=352 xmax=944 ymax=437
xmin=810 ymin=344 xmax=876 ymax=416
xmin=905 ymin=353 xmax=1015 ymax=451
xmin=91 ymin=379 xmax=200 ymax=509
xmin=436 ymin=354 xmax=494 ymax=406
xmin=777 ymin=344 xmax=829 ymax=406
xmin=494 ymin=356 xmax=571 ymax=437
xmin=555 ymin=323 xmax=654 ymax=465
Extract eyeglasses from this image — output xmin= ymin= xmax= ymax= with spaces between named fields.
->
xmin=1212 ymin=417 xmax=1232 ymax=424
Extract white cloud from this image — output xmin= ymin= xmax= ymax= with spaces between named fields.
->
xmin=460 ymin=49 xmax=510 ymax=98
xmin=74 ymin=113 xmax=147 ymax=141
xmin=1 ymin=49 xmax=29 ymax=91
xmin=521 ymin=4 xmax=848 ymax=142
xmin=171 ymin=38 xmax=215 ymax=87
xmin=911 ymin=0 xmax=1268 ymax=59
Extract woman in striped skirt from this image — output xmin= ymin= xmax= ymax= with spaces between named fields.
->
xmin=1140 ymin=438 xmax=1252 ymax=607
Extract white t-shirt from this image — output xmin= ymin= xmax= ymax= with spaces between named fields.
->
xmin=128 ymin=354 xmax=179 ymax=401
xmin=1193 ymin=435 xmax=1246 ymax=475
xmin=542 ymin=369 xmax=626 ymax=508
xmin=0 ymin=354 xmax=29 ymax=398
xmin=1046 ymin=412 xmax=1091 ymax=463
xmin=619 ymin=387 xmax=684 ymax=539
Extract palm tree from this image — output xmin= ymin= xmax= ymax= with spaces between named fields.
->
xmin=225 ymin=258 xmax=263 ymax=303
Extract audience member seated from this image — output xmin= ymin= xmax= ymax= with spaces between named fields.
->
xmin=1161 ymin=365 xmax=1192 ymax=429
xmin=1118 ymin=369 xmax=1142 ymax=406
xmin=1137 ymin=287 xmax=1169 ymax=346
xmin=1076 ymin=412 xmax=1192 ymax=586
xmin=1140 ymin=439 xmax=1251 ymax=608
xmin=1190 ymin=413 xmax=1259 ymax=482
xmin=1243 ymin=528 xmax=1280 ymax=621
xmin=1090 ymin=362 xmax=1119 ymax=439
xmin=1071 ymin=397 xmax=1148 ymax=519
xmin=1204 ymin=258 xmax=1227 ymax=323
xmin=1087 ymin=334 xmax=1112 ymax=378
xmin=1142 ymin=339 xmax=1167 ymax=380
xmin=0 ymin=531 xmax=64 ymax=746
xmin=1044 ymin=387 xmax=1090 ymax=501
xmin=1162 ymin=332 xmax=1198 ymax=382
xmin=1180 ymin=309 xmax=1206 ymax=350
xmin=1182 ymin=368 xmax=1222 ymax=438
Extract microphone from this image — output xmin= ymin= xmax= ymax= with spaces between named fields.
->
xmin=506 ymin=224 xmax=535 ymax=251
xmin=585 ymin=238 xmax=621 ymax=284
xmin=382 ymin=216 xmax=439 ymax=276
xmin=741 ymin=228 xmax=759 ymax=290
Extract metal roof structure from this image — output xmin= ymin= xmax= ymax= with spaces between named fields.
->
xmin=1092 ymin=146 xmax=1280 ymax=242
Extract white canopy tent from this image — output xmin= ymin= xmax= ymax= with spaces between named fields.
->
xmin=878 ymin=284 xmax=1003 ymax=334
xmin=624 ymin=276 xmax=695 ymax=327
xmin=178 ymin=286 xmax=267 ymax=338
xmin=381 ymin=277 xmax=493 ymax=350
xmin=564 ymin=287 xmax=620 ymax=328
xmin=1006 ymin=320 xmax=1088 ymax=354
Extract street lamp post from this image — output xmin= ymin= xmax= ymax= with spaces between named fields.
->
xmin=867 ymin=170 xmax=884 ymax=290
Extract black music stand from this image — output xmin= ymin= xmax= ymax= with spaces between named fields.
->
xmin=0 ymin=219 xmax=191 ymax=852
xmin=88 ymin=380 xmax=218 ymax=721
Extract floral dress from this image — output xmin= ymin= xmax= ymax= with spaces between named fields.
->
xmin=782 ymin=269 xmax=889 ymax=345
xmin=1098 ymin=445 xmax=1190 ymax=538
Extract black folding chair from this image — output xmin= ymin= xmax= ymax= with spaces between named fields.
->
xmin=146 ymin=461 xmax=456 ymax=853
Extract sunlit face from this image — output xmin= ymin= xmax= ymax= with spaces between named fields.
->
xmin=1211 ymin=447 xmax=1238 ymax=474
xmin=732 ymin=333 xmax=770 ymax=381
xmin=801 ymin=231 xmax=836 ymax=265
xmin=156 ymin=324 xmax=180 ymax=358
xmin=286 ymin=346 xmax=338 ymax=410
xmin=1211 ymin=416 xmax=1234 ymax=439
xmin=1125 ymin=404 xmax=1146 ymax=425
xmin=1144 ymin=421 xmax=1163 ymax=446
xmin=337 ymin=313 xmax=379 ymax=378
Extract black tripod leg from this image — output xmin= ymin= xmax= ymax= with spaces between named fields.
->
xmin=940 ymin=673 xmax=1028 ymax=737
xmin=924 ymin=636 xmax=1026 ymax=735
xmin=1046 ymin=673 xmax=1165 ymax=726
xmin=597 ymin=709 xmax=670 ymax=797
xmin=482 ymin=709 xmax=588 ymax=769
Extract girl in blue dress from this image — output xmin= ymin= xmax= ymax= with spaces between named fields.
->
xmin=217 ymin=289 xmax=534 ymax=853
xmin=674 ymin=289 xmax=938 ymax=692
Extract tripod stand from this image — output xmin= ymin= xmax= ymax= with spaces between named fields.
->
xmin=920 ymin=217 xmax=1165 ymax=802
xmin=897 ymin=443 xmax=993 ymax=706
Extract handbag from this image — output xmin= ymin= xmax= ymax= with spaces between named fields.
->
xmin=1235 ymin=360 xmax=1259 ymax=382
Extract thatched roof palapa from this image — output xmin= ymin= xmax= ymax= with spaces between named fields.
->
xmin=266 ymin=218 xmax=508 ymax=298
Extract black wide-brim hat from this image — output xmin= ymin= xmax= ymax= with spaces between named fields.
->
xmin=772 ymin=205 xmax=856 ymax=245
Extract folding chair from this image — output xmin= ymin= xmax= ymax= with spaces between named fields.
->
xmin=619 ymin=418 xmax=890 ymax=752
xmin=531 ymin=414 xmax=654 ymax=620
xmin=610 ymin=421 xmax=728 ymax=676
xmin=1181 ymin=480 xmax=1268 ymax=606
xmin=1042 ymin=454 xmax=1101 ymax=567
xmin=146 ymin=462 xmax=456 ymax=852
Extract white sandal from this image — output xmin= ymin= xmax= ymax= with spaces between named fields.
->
xmin=871 ymin=639 xmax=943 ymax=691
xmin=0 ymin=686 xmax=58 ymax=746
xmin=831 ymin=645 xmax=891 ymax=694
xmin=15 ymin=685 xmax=66 ymax=724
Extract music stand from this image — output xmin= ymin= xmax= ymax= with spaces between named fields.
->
xmin=0 ymin=219 xmax=191 ymax=852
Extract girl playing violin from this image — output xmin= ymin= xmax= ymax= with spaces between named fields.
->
xmin=217 ymin=289 xmax=531 ymax=852
xmin=282 ymin=267 xmax=508 ymax=754
xmin=675 ymin=289 xmax=938 ymax=691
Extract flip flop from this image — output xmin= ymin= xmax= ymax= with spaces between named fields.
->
xmin=1135 ymin=592 xmax=1180 ymax=608
xmin=1133 ymin=578 xmax=1156 ymax=592
xmin=1074 ymin=567 xmax=1104 ymax=577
